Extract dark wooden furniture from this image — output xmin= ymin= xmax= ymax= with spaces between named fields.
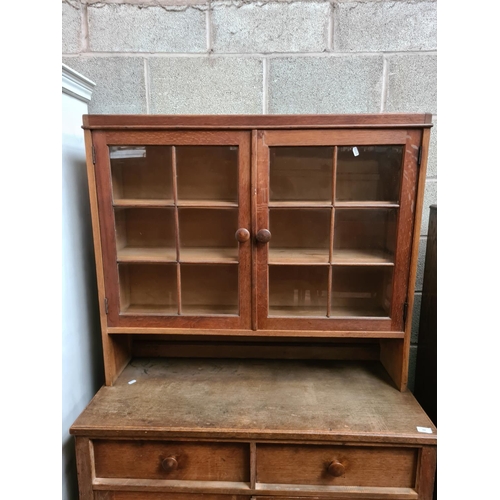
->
xmin=71 ymin=114 xmax=437 ymax=499
xmin=414 ymin=205 xmax=437 ymax=426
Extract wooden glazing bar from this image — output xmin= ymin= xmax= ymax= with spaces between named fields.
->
xmin=332 ymin=145 xmax=338 ymax=206
xmin=171 ymin=146 xmax=182 ymax=315
xmin=251 ymin=131 xmax=259 ymax=331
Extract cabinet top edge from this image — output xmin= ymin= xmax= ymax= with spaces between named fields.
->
xmin=82 ymin=113 xmax=434 ymax=130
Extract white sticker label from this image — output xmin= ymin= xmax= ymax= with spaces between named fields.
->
xmin=352 ymin=147 xmax=359 ymax=157
xmin=128 ymin=379 xmax=137 ymax=385
xmin=416 ymin=426 xmax=433 ymax=434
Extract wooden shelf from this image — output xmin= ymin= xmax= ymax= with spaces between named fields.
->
xmin=335 ymin=201 xmax=399 ymax=208
xmin=113 ymin=198 xmax=174 ymax=207
xmin=331 ymin=249 xmax=394 ymax=266
xmin=269 ymin=248 xmax=330 ymax=264
xmin=269 ymin=201 xmax=332 ymax=208
xmin=330 ymin=304 xmax=390 ymax=318
xmin=180 ymin=247 xmax=238 ymax=263
xmin=121 ymin=304 xmax=178 ymax=316
xmin=117 ymin=247 xmax=177 ymax=263
xmin=177 ymin=200 xmax=238 ymax=208
xmin=269 ymin=306 xmax=327 ymax=318
xmin=181 ymin=304 xmax=239 ymax=316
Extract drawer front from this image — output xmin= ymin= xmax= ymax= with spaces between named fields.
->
xmin=256 ymin=444 xmax=417 ymax=487
xmin=93 ymin=440 xmax=249 ymax=481
xmin=95 ymin=493 xmax=250 ymax=500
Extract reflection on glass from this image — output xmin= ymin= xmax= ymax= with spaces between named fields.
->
xmin=269 ymin=209 xmax=331 ymax=263
xmin=181 ymin=264 xmax=238 ymax=315
xmin=110 ymin=146 xmax=173 ymax=202
xmin=336 ymin=146 xmax=403 ymax=203
xmin=332 ymin=209 xmax=397 ymax=264
xmin=176 ymin=146 xmax=238 ymax=204
xmin=331 ymin=266 xmax=393 ymax=317
xmin=119 ymin=263 xmax=177 ymax=315
xmin=270 ymin=147 xmax=333 ymax=203
xmin=269 ymin=265 xmax=328 ymax=317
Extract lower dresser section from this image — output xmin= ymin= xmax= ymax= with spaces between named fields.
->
xmin=77 ymin=438 xmax=436 ymax=500
xmin=71 ymin=360 xmax=437 ymax=500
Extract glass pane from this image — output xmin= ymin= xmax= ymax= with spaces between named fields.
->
xmin=270 ymin=147 xmax=333 ymax=203
xmin=115 ymin=208 xmax=176 ymax=262
xmin=269 ymin=265 xmax=328 ymax=317
xmin=336 ymin=146 xmax=403 ymax=203
xmin=119 ymin=263 xmax=177 ymax=315
xmin=331 ymin=266 xmax=393 ymax=317
xmin=179 ymin=208 xmax=238 ymax=263
xmin=110 ymin=146 xmax=173 ymax=202
xmin=176 ymin=146 xmax=238 ymax=204
xmin=332 ymin=209 xmax=397 ymax=264
xmin=269 ymin=209 xmax=331 ymax=264
xmin=181 ymin=264 xmax=238 ymax=315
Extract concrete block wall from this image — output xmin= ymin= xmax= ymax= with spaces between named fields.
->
xmin=62 ymin=0 xmax=437 ymax=388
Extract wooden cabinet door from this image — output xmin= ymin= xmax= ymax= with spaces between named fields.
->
xmin=93 ymin=130 xmax=252 ymax=330
xmin=255 ymin=129 xmax=421 ymax=333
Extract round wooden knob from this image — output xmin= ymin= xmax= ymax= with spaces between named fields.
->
xmin=161 ymin=456 xmax=178 ymax=472
xmin=256 ymin=229 xmax=272 ymax=243
xmin=235 ymin=228 xmax=250 ymax=242
xmin=327 ymin=460 xmax=345 ymax=477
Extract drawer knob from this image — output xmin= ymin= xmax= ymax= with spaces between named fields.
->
xmin=327 ymin=460 xmax=345 ymax=477
xmin=161 ymin=456 xmax=178 ymax=472
xmin=256 ymin=229 xmax=272 ymax=243
xmin=235 ymin=228 xmax=250 ymax=242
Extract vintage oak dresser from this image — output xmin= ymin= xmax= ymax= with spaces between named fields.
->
xmin=71 ymin=114 xmax=437 ymax=500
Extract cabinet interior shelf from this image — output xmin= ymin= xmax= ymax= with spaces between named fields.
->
xmin=334 ymin=201 xmax=400 ymax=208
xmin=268 ymin=248 xmax=394 ymax=265
xmin=117 ymin=247 xmax=177 ymax=263
xmin=180 ymin=247 xmax=238 ymax=263
xmin=268 ymin=305 xmax=390 ymax=318
xmin=113 ymin=199 xmax=174 ymax=207
xmin=268 ymin=201 xmax=400 ymax=209
xmin=117 ymin=247 xmax=238 ymax=263
xmin=121 ymin=304 xmax=238 ymax=317
xmin=113 ymin=199 xmax=238 ymax=208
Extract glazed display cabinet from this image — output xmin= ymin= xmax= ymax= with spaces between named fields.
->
xmin=71 ymin=114 xmax=436 ymax=500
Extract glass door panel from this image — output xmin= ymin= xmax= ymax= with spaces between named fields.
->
xmin=181 ymin=264 xmax=239 ymax=315
xmin=179 ymin=208 xmax=238 ymax=263
xmin=269 ymin=266 xmax=328 ymax=317
xmin=97 ymin=131 xmax=251 ymax=328
xmin=331 ymin=266 xmax=393 ymax=317
xmin=332 ymin=209 xmax=397 ymax=265
xmin=269 ymin=209 xmax=331 ymax=264
xmin=176 ymin=146 xmax=238 ymax=205
xmin=258 ymin=130 xmax=415 ymax=332
xmin=110 ymin=146 xmax=173 ymax=204
xmin=118 ymin=263 xmax=178 ymax=315
xmin=270 ymin=146 xmax=333 ymax=204
xmin=115 ymin=207 xmax=176 ymax=263
xmin=336 ymin=146 xmax=403 ymax=204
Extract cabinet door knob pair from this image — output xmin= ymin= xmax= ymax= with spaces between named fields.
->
xmin=235 ymin=228 xmax=271 ymax=243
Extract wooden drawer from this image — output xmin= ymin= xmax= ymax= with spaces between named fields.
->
xmin=95 ymin=493 xmax=250 ymax=500
xmin=256 ymin=444 xmax=418 ymax=488
xmin=93 ymin=440 xmax=249 ymax=481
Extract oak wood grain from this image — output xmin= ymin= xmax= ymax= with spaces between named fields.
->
xmin=93 ymin=440 xmax=249 ymax=482
xmin=70 ymin=359 xmax=436 ymax=444
xmin=256 ymin=444 xmax=417 ymax=487
xmin=83 ymin=114 xmax=433 ymax=130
